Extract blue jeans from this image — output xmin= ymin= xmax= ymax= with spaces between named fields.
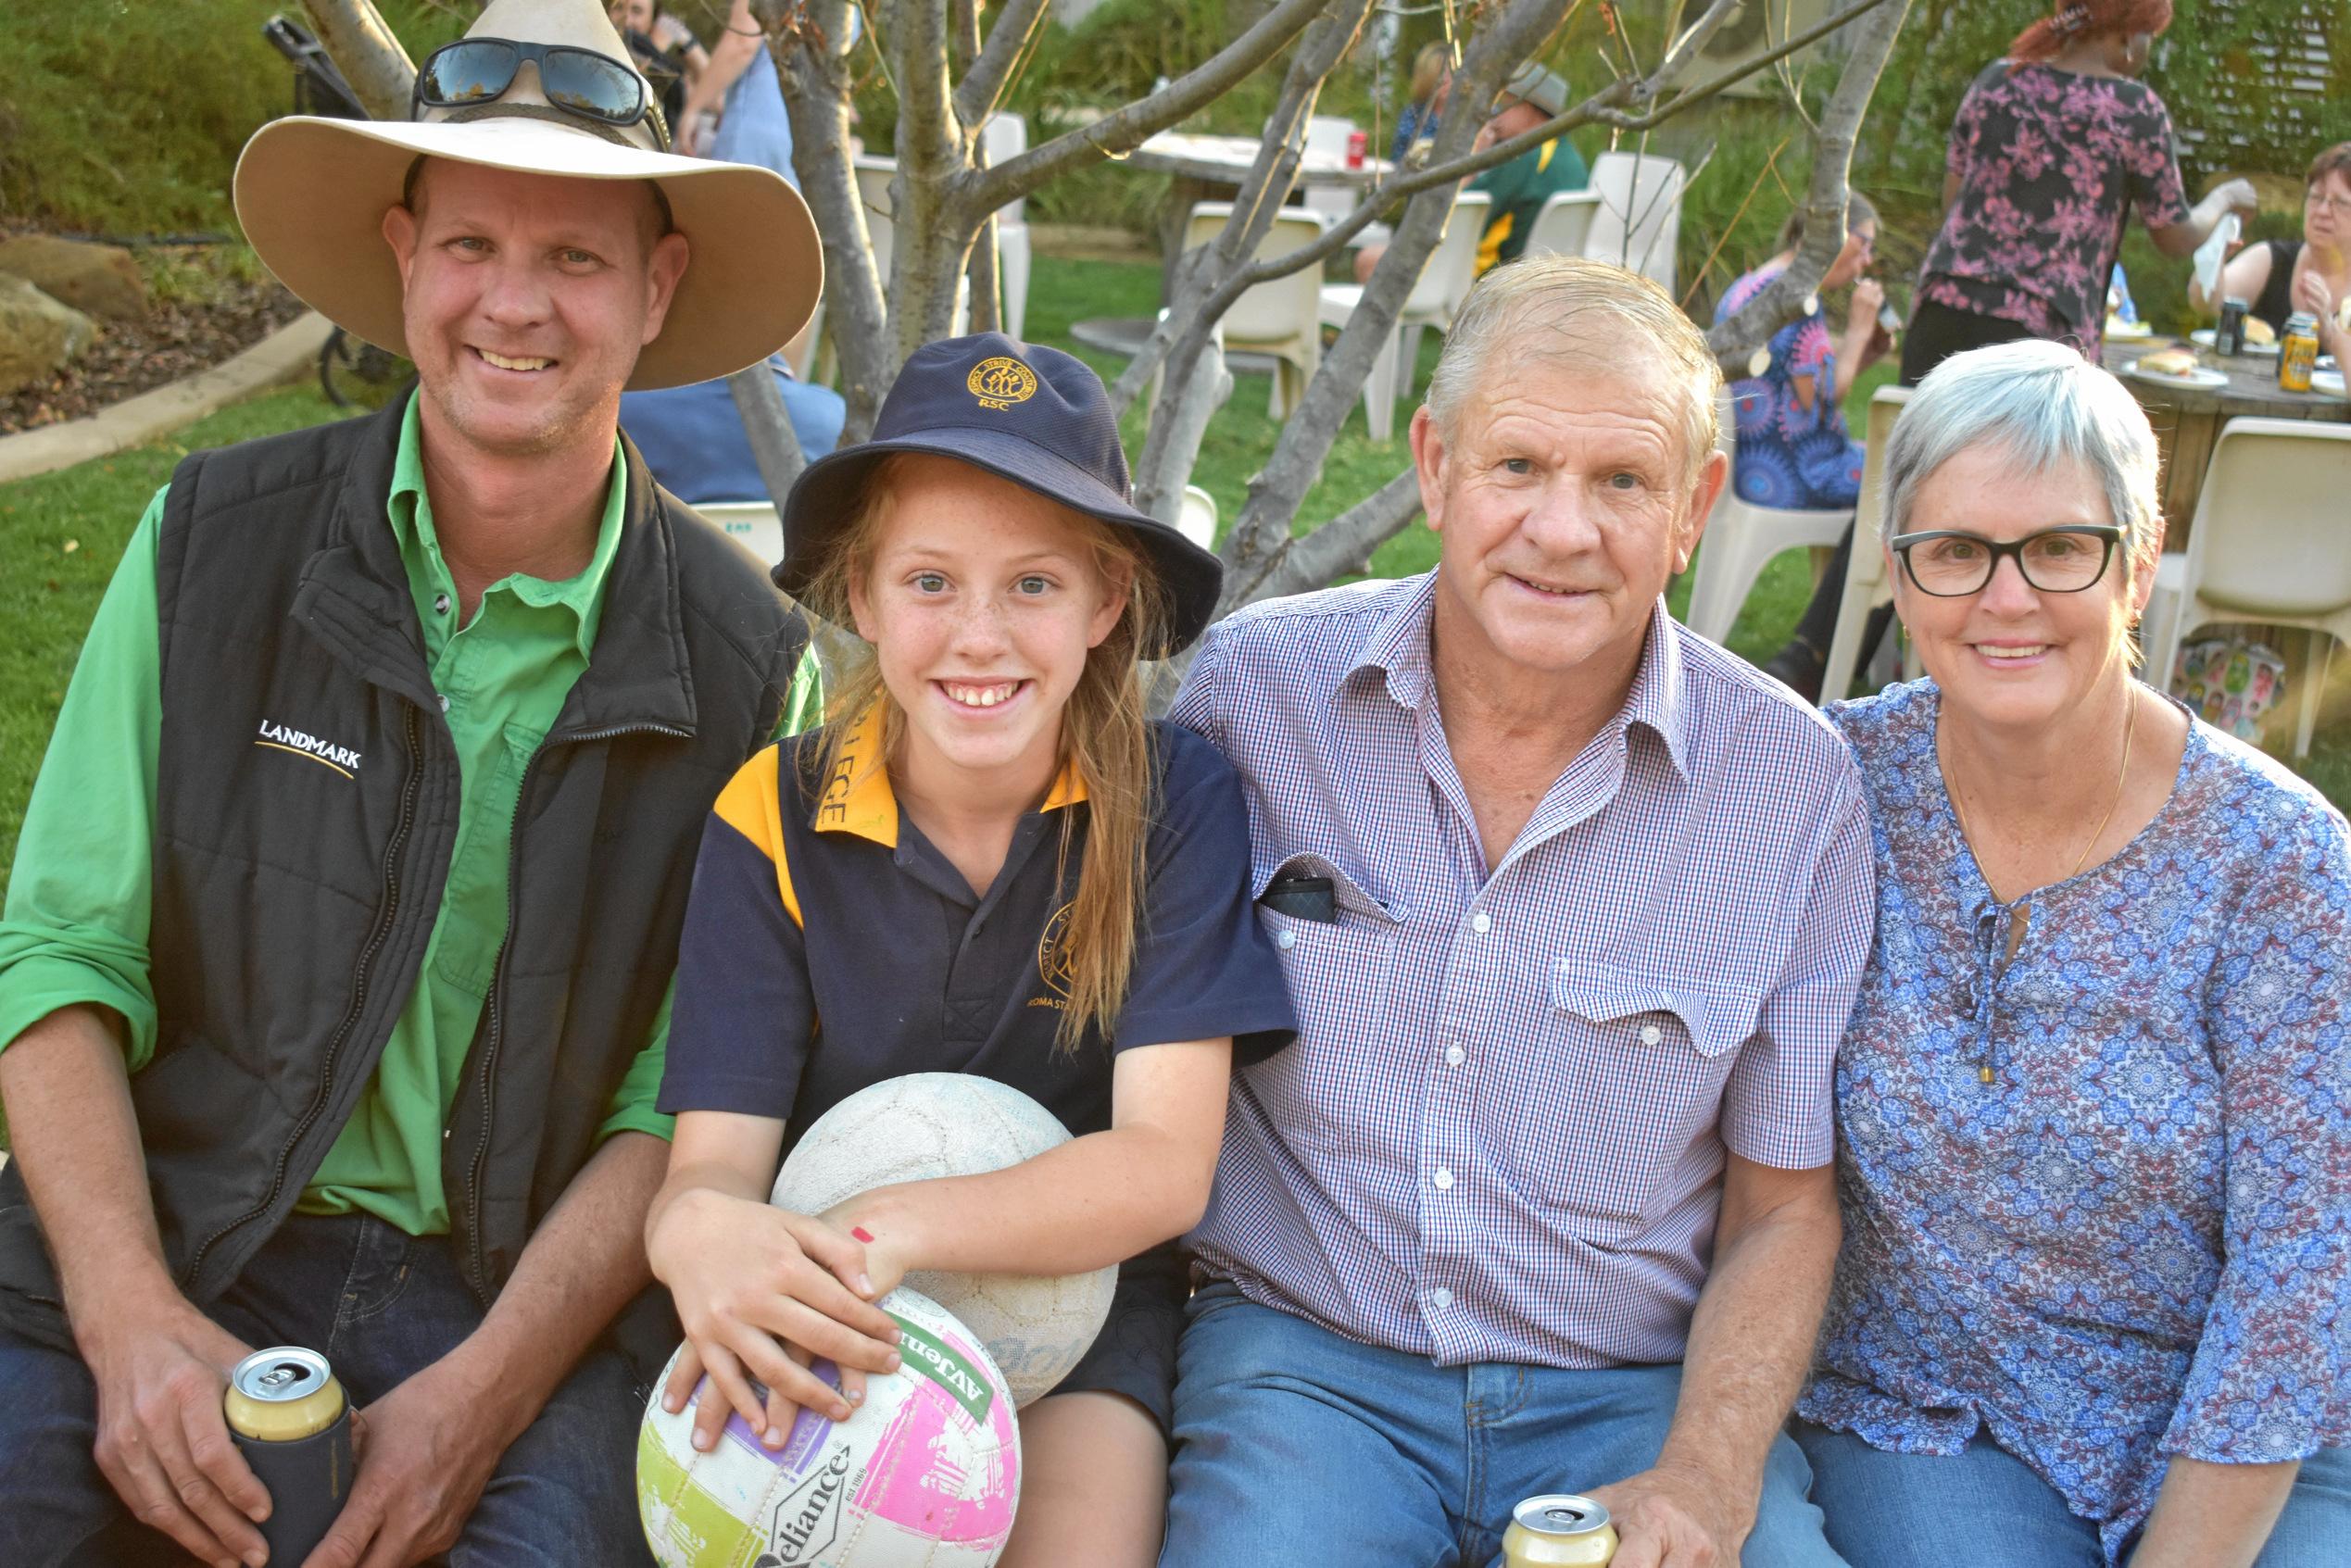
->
xmin=1160 ymin=1283 xmax=1848 ymax=1567
xmin=1794 ymin=1419 xmax=2351 ymax=1567
xmin=0 ymin=1213 xmax=650 ymax=1566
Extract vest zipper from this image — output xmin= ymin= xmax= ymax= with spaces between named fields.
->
xmin=182 ymin=704 xmax=428 ymax=1290
xmin=461 ymin=719 xmax=691 ymax=1300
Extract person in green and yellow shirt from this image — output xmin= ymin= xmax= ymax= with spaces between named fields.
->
xmin=1352 ymin=60 xmax=1590 ymax=285
xmin=0 ymin=3 xmax=874 ymax=1565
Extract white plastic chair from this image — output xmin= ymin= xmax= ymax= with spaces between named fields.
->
xmin=1176 ymin=484 xmax=1218 ymax=549
xmin=1316 ymin=192 xmax=1491 ymax=444
xmin=1584 ymin=152 xmax=1683 ymax=293
xmin=983 ymin=113 xmax=1032 ymax=340
xmin=1523 ymin=189 xmax=1603 ymax=262
xmin=696 ymin=501 xmax=786 ymax=568
xmin=2144 ymin=418 xmax=2351 ymax=759
xmin=1185 ymin=202 xmax=1326 ymax=419
xmin=1819 ymin=386 xmax=1917 ymax=704
xmin=1301 ymin=115 xmax=1357 ymax=226
xmin=1682 ymin=389 xmax=1855 ymax=644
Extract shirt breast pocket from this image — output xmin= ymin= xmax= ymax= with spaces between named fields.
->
xmin=1511 ymin=968 xmax=1759 ymax=1241
xmin=1241 ymin=858 xmax=1401 ymax=1142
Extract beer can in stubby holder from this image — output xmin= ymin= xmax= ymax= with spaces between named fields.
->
xmin=1502 ymin=1493 xmax=1619 ymax=1565
xmin=2280 ymin=312 xmax=2320 ymax=393
xmin=2216 ymin=296 xmax=2250 ymax=358
xmin=1346 ymin=128 xmax=1368 ymax=169
xmin=224 ymin=1347 xmax=354 ymax=1565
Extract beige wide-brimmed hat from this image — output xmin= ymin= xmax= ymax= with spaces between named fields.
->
xmin=233 ymin=0 xmax=821 ymax=390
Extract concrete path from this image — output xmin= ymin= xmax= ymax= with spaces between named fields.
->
xmin=0 ymin=311 xmax=334 ymax=486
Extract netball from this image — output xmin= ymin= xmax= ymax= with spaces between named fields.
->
xmin=637 ymin=1287 xmax=1022 ymax=1568
xmin=770 ymin=1074 xmax=1117 ymax=1407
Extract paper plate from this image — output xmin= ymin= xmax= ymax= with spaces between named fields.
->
xmin=2313 ymin=370 xmax=2345 ymax=397
xmin=2190 ymin=328 xmax=2279 ymax=358
xmin=2126 ymin=359 xmax=2229 ymax=389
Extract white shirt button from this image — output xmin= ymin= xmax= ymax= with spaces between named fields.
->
xmin=437 ymin=693 xmax=451 ymax=712
xmin=433 ymin=592 xmax=451 ymax=616
xmin=1640 ymin=1023 xmax=1663 ymax=1046
xmin=1444 ymin=1044 xmax=1466 ymax=1066
xmin=1276 ymin=929 xmax=1296 ymax=950
xmin=1470 ymin=912 xmax=1491 ymax=935
xmin=1432 ymin=1167 xmax=1454 ymax=1191
xmin=1428 ymin=1287 xmax=1452 ymax=1310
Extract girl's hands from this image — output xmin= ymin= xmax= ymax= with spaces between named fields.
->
xmin=647 ymin=1189 xmax=905 ymax=1454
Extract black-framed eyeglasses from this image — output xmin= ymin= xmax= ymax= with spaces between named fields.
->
xmin=1889 ymin=525 xmax=2125 ymax=597
xmin=413 ymin=39 xmax=669 ymax=149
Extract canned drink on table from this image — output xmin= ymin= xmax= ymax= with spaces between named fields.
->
xmin=224 ymin=1347 xmax=354 ymax=1565
xmin=1345 ymin=128 xmax=1368 ymax=169
xmin=2216 ymin=296 xmax=2250 ymax=357
xmin=1502 ymin=1493 xmax=1618 ymax=1565
xmin=2280 ymin=312 xmax=2320 ymax=393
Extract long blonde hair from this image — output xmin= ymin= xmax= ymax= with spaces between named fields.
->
xmin=795 ymin=457 xmax=1170 ymax=1052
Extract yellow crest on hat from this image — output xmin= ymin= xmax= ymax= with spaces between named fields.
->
xmin=968 ymin=356 xmax=1038 ymax=410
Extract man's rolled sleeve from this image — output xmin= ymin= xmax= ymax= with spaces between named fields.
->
xmin=1722 ymin=767 xmax=1874 ymax=1169
xmin=0 ymin=489 xmax=167 ymax=1073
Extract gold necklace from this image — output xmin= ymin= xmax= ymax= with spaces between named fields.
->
xmin=1946 ymin=687 xmax=2137 ymax=884
xmin=1942 ymin=689 xmax=2138 ymax=1084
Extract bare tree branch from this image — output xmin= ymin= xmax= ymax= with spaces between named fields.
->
xmin=727 ymin=362 xmax=810 ymax=502
xmin=953 ymin=0 xmax=1051 ymax=131
xmin=766 ymin=0 xmax=895 ymax=434
xmin=1704 ymin=0 xmax=1913 ymax=371
xmin=299 ymin=0 xmax=416 ymax=119
xmin=959 ymin=0 xmax=1336 ymax=216
xmin=1204 ymin=0 xmax=1896 ymax=298
xmin=1219 ymin=0 xmax=1569 ymax=588
xmin=1256 ymin=467 xmax=1426 ymax=604
xmin=1126 ymin=0 xmax=1375 ymax=517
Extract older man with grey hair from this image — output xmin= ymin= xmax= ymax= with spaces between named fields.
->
xmin=1162 ymin=256 xmax=1870 ymax=1567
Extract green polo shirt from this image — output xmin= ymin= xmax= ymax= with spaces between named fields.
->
xmin=0 ymin=394 xmax=709 ymax=1236
xmin=1471 ymin=134 xmax=1590 ymax=274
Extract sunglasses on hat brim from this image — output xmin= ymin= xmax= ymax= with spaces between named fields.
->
xmin=413 ymin=38 xmax=670 ymax=150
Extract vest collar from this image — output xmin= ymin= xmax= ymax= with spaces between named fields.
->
xmin=291 ymin=396 xmax=700 ymax=739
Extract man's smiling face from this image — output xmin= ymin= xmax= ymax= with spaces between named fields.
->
xmin=382 ymin=158 xmax=687 ymax=459
xmin=1413 ymin=346 xmax=1716 ymax=682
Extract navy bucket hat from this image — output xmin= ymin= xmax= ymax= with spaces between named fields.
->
xmin=774 ymin=332 xmax=1226 ymax=657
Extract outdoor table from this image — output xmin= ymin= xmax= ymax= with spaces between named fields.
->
xmin=2100 ymin=333 xmax=2346 ymax=549
xmin=1125 ymin=131 xmax=1393 ymax=295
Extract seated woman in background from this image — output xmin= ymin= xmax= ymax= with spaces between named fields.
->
xmin=2192 ymin=142 xmax=2351 ymax=363
xmin=1794 ymin=339 xmax=2350 ymax=1568
xmin=1712 ymin=192 xmax=1889 ymax=512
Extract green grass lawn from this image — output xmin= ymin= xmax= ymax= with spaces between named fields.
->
xmin=4 ymin=257 xmax=2346 ymax=879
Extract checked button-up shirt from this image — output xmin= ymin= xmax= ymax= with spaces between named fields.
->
xmin=1169 ymin=571 xmax=1875 ymax=1369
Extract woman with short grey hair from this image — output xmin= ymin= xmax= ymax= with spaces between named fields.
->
xmin=1791 ymin=339 xmax=2351 ymax=1567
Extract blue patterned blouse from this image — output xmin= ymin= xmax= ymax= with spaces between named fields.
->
xmin=1800 ymin=680 xmax=2351 ymax=1564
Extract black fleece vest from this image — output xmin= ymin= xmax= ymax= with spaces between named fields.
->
xmin=0 ymin=396 xmax=805 ymax=1350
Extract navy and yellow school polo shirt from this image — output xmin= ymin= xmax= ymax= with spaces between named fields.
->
xmin=660 ymin=707 xmax=1296 ymax=1149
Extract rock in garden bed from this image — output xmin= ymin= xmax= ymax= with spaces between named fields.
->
xmin=0 ymin=241 xmax=307 ymax=435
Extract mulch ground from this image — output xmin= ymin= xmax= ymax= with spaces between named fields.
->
xmin=0 ymin=264 xmax=306 ymax=436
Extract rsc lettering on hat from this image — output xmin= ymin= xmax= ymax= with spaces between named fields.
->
xmin=968 ymin=355 xmax=1039 ymax=410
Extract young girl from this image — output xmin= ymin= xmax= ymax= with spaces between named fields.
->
xmin=644 ymin=334 xmax=1295 ymax=1565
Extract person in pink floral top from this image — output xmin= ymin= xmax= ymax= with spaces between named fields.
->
xmin=1762 ymin=0 xmax=2258 ymax=701
xmin=1903 ymin=0 xmax=2255 ymax=376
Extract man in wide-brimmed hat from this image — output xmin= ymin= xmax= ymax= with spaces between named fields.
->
xmin=0 ymin=3 xmax=892 ymax=1563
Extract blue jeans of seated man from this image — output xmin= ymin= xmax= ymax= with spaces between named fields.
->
xmin=1794 ymin=1419 xmax=2351 ymax=1567
xmin=0 ymin=1213 xmax=651 ymax=1567
xmin=1159 ymin=1282 xmax=1850 ymax=1568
